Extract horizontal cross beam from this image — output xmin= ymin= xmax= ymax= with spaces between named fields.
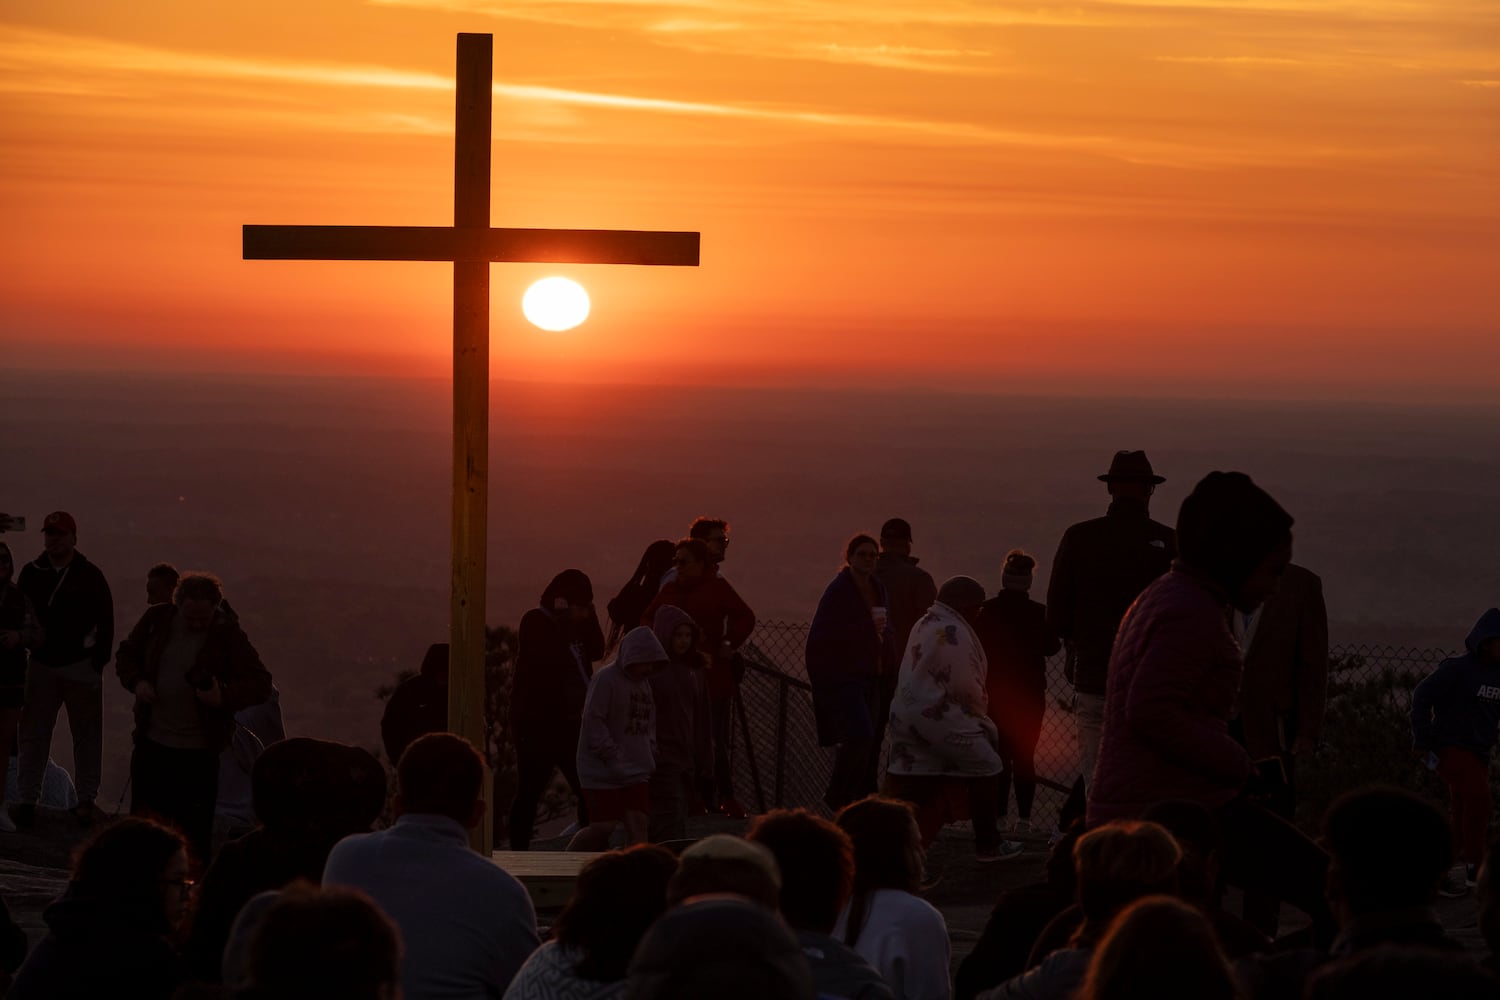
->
xmin=243 ymin=225 xmax=700 ymax=266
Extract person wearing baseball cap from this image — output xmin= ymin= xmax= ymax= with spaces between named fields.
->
xmin=11 ymin=511 xmax=115 ymax=830
xmin=1044 ymin=452 xmax=1175 ymax=793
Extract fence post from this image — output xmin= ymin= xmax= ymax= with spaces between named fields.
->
xmin=773 ymin=678 xmax=789 ymax=809
xmin=735 ymin=691 xmax=767 ymax=814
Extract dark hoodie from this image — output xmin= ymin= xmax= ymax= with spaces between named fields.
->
xmin=650 ymin=606 xmax=713 ymax=775
xmin=380 ymin=643 xmax=449 ymax=765
xmin=1410 ymin=609 xmax=1500 ymax=758
xmin=18 ymin=549 xmax=113 ymax=670
xmin=511 ymin=571 xmax=605 ymax=739
xmin=8 ymin=891 xmax=189 ymax=1000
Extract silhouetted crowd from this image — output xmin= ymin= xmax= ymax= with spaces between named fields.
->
xmin=1 ymin=449 xmax=1498 ymax=998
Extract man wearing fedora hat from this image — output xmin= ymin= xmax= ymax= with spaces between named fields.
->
xmin=1046 ymin=451 xmax=1175 ymax=790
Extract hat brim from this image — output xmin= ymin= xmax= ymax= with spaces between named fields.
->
xmin=1098 ymin=474 xmax=1167 ymax=484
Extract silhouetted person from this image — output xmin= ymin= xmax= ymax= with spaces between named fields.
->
xmin=215 ymin=679 xmax=285 ymax=850
xmin=665 ymin=833 xmax=784 ymax=908
xmin=14 ymin=510 xmax=113 ymax=828
xmin=240 ymin=883 xmax=403 ymax=1000
xmin=9 ymin=817 xmax=193 ymax=1000
xmin=1303 ymin=946 xmax=1498 ymax=1000
xmin=325 ymin=733 xmax=541 ymax=998
xmin=606 ymin=539 xmax=676 ymax=653
xmin=1236 ymin=786 xmax=1465 ymax=1000
xmin=381 ymin=642 xmax=450 ymax=766
xmin=505 ymin=845 xmax=676 ymax=1000
xmin=832 ymin=796 xmax=951 ymax=1000
xmin=1409 ymin=606 xmax=1500 ymax=895
xmin=1077 ymin=896 xmax=1237 ymax=1000
xmin=628 ymin=896 xmax=816 ymax=1000
xmin=643 ymin=536 xmax=756 ymax=818
xmin=808 ymin=534 xmax=892 ymax=811
xmin=1231 ymin=561 xmax=1327 ymax=933
xmin=647 ymin=606 xmax=712 ymax=843
xmin=974 ymin=550 xmax=1060 ymax=837
xmin=1087 ymin=471 xmax=1335 ymax=946
xmin=884 ymin=576 xmax=1012 ymax=863
xmin=954 ymin=825 xmax=1083 ymax=1000
xmin=569 ymin=626 xmax=667 ymax=851
xmin=0 ymin=542 xmax=43 ymax=834
xmin=509 ymin=569 xmax=604 ymax=849
xmin=872 ymin=518 xmax=937 ymax=787
xmin=657 ymin=516 xmax=734 ymax=587
xmin=981 ymin=821 xmax=1181 ymax=1000
xmin=1046 ymin=452 xmax=1173 ymax=788
xmin=146 ymin=563 xmax=180 ymax=607
xmin=116 ymin=572 xmax=274 ymax=865
xmin=184 ymin=737 xmax=387 ymax=983
xmin=749 ymin=809 xmax=896 ymax=1000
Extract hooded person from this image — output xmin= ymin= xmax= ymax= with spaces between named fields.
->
xmin=508 ymin=569 xmax=605 ymax=850
xmin=1087 ymin=471 xmax=1336 ymax=947
xmin=883 ymin=575 xmax=1012 ymax=862
xmin=646 ymin=605 xmax=713 ymax=843
xmin=568 ymin=626 xmax=668 ymax=851
xmin=380 ymin=643 xmax=449 ymax=767
xmin=1410 ymin=607 xmax=1500 ymax=894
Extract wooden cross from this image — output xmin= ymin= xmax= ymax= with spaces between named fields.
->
xmin=244 ymin=33 xmax=699 ymax=848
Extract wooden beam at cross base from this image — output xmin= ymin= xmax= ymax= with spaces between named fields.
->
xmin=244 ymin=225 xmax=700 ymax=266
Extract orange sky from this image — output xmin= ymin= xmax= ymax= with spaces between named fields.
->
xmin=2 ymin=1 xmax=1496 ymax=398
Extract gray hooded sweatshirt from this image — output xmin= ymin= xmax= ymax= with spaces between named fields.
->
xmin=577 ymin=626 xmax=664 ymax=789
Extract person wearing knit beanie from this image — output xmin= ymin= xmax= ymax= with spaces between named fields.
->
xmin=1000 ymin=551 xmax=1035 ymax=592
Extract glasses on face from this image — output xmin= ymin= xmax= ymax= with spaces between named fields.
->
xmin=709 ymin=535 xmax=729 ymax=545
xmin=162 ymin=877 xmax=196 ymax=897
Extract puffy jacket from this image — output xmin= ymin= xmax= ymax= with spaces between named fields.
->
xmin=1087 ymin=565 xmax=1252 ymax=826
xmin=114 ymin=603 xmax=274 ymax=752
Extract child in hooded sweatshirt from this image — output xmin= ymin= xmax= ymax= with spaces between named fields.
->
xmin=1411 ymin=607 xmax=1500 ymax=896
xmin=647 ymin=606 xmax=714 ymax=843
xmin=569 ymin=626 xmax=667 ymax=851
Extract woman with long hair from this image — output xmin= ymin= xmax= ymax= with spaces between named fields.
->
xmin=832 ymin=796 xmax=951 ymax=1000
xmin=10 ymin=817 xmax=194 ymax=999
xmin=807 ymin=534 xmax=891 ymax=811
xmin=605 ymin=541 xmax=676 ymax=653
xmin=1078 ymin=896 xmax=1238 ymax=1000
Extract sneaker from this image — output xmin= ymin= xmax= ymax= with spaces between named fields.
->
xmin=12 ymin=803 xmax=35 ymax=830
xmin=720 ymin=797 xmax=748 ymax=820
xmin=976 ymin=840 xmax=1025 ymax=863
xmin=0 ymin=810 xmax=15 ymax=834
xmin=1466 ymin=864 xmax=1480 ymax=888
xmin=71 ymin=800 xmax=103 ymax=825
xmin=1438 ymin=864 xmax=1469 ymax=898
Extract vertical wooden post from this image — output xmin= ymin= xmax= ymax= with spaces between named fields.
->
xmin=451 ymin=33 xmax=492 ymax=852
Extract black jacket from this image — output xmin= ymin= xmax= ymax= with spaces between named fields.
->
xmin=975 ymin=590 xmax=1061 ymax=709
xmin=17 ymin=551 xmax=113 ymax=670
xmin=1410 ymin=608 xmax=1500 ymax=757
xmin=510 ymin=605 xmax=603 ymax=739
xmin=381 ymin=671 xmax=447 ymax=765
xmin=1045 ymin=499 xmax=1174 ymax=695
xmin=9 ymin=892 xmax=189 ymax=1000
xmin=115 ymin=604 xmax=273 ymax=751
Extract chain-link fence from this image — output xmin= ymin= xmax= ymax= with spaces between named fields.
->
xmin=725 ymin=622 xmax=1471 ymax=833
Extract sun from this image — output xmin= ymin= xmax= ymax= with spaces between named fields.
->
xmin=522 ymin=277 xmax=590 ymax=331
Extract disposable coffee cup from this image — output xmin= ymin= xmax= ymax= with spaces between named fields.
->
xmin=872 ymin=606 xmax=888 ymax=630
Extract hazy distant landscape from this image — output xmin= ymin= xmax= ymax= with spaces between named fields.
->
xmin=4 ymin=369 xmax=1498 ymax=805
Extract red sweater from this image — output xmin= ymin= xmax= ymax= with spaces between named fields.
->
xmin=1087 ymin=566 xmax=1252 ymax=826
xmin=643 ymin=576 xmax=756 ymax=701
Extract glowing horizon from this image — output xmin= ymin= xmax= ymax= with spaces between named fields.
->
xmin=1 ymin=2 xmax=1495 ymax=399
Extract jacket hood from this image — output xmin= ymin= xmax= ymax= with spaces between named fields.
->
xmin=1466 ymin=608 xmax=1500 ymax=656
xmin=539 ymin=569 xmax=593 ymax=611
xmin=652 ymin=604 xmax=699 ymax=652
xmin=617 ymin=625 xmax=668 ymax=674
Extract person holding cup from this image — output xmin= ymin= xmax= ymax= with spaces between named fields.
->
xmin=807 ymin=534 xmax=893 ymax=810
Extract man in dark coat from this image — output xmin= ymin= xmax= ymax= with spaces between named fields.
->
xmin=508 ymin=569 xmax=604 ymax=849
xmin=1232 ymin=561 xmax=1328 ymax=933
xmin=872 ymin=518 xmax=937 ymax=788
xmin=380 ymin=642 xmax=450 ymax=766
xmin=1046 ymin=451 xmax=1174 ymax=788
xmin=115 ymin=572 xmax=274 ymax=864
xmin=14 ymin=511 xmax=114 ymax=827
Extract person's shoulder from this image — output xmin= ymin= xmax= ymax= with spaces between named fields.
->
xmin=879 ymin=888 xmax=947 ymax=927
xmin=322 ymin=828 xmax=384 ymax=872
